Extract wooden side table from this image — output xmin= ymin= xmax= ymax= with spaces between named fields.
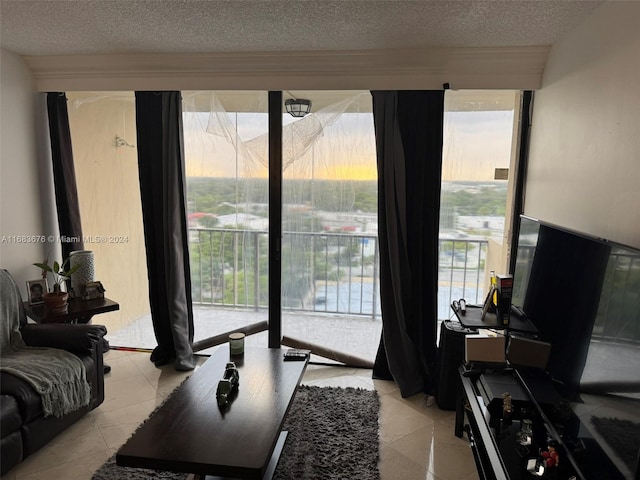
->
xmin=23 ymin=297 xmax=119 ymax=324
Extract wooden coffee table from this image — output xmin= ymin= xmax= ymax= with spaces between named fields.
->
xmin=116 ymin=346 xmax=308 ymax=479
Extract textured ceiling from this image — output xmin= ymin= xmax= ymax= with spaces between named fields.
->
xmin=0 ymin=0 xmax=603 ymax=56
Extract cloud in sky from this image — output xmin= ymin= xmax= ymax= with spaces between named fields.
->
xmin=443 ymin=110 xmax=515 ymax=181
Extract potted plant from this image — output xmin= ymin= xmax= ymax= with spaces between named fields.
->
xmin=33 ymin=258 xmax=81 ymax=314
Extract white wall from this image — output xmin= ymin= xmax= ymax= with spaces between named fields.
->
xmin=0 ymin=49 xmax=59 ymax=294
xmin=525 ymin=2 xmax=640 ymax=249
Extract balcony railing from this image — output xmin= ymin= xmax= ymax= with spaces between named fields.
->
xmin=189 ymin=227 xmax=639 ymax=345
xmin=189 ymin=227 xmax=490 ymax=320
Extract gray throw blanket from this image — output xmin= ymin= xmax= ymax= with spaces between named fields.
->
xmin=0 ymin=270 xmax=91 ymax=417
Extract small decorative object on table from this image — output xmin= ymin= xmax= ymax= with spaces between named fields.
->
xmin=229 ymin=332 xmax=245 ymax=356
xmin=81 ymin=281 xmax=105 ymax=300
xmin=216 ymin=362 xmax=240 ymax=408
xmin=501 ymin=392 xmax=513 ymax=421
xmin=26 ymin=279 xmax=48 ymax=305
xmin=516 ymin=418 xmax=533 ymax=446
xmin=540 ymin=440 xmax=560 ymax=468
xmin=481 ymin=271 xmax=498 ymax=319
xmin=69 ymin=250 xmax=95 ymax=295
xmin=526 ymin=458 xmax=546 ymax=477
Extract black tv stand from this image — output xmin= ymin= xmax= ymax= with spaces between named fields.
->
xmin=456 ymin=365 xmax=626 ymax=480
xmin=452 ymin=304 xmax=537 ymax=334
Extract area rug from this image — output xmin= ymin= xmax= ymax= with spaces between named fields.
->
xmin=591 ymin=416 xmax=640 ymax=473
xmin=92 ymin=385 xmax=380 ymax=480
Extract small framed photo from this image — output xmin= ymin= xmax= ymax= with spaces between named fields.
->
xmin=27 ymin=279 xmax=48 ymax=305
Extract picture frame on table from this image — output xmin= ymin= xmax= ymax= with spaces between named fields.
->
xmin=26 ymin=279 xmax=48 ymax=305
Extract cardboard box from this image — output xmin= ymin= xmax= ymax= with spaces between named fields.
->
xmin=465 ymin=334 xmax=506 ymax=364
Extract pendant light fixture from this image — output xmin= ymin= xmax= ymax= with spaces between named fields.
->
xmin=285 ymin=98 xmax=312 ymax=117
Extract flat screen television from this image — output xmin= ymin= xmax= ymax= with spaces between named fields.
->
xmin=511 ymin=215 xmax=640 ymax=397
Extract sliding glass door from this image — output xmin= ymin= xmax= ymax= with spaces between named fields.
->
xmin=182 ymin=90 xmax=381 ymax=362
xmin=439 ymin=90 xmax=522 ymax=319
xmin=182 ymin=91 xmax=270 ymax=350
xmin=279 ymin=91 xmax=380 ymax=364
xmin=67 ymin=89 xmax=522 ymax=362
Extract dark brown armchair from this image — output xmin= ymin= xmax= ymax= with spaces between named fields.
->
xmin=0 ymin=270 xmax=107 ymax=475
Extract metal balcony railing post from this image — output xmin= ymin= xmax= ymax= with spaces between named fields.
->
xmin=233 ymin=231 xmax=238 ymax=306
xmin=197 ymin=230 xmax=203 ymax=303
xmin=347 ymin=236 xmax=352 ymax=314
xmin=254 ymin=231 xmax=259 ymax=311
xmin=372 ymin=238 xmax=379 ymax=320
xmin=336 ymin=234 xmax=341 ymax=313
xmin=323 ymin=234 xmax=329 ymax=312
xmin=220 ymin=231 xmax=226 ymax=306
xmin=359 ymin=237 xmax=365 ymax=315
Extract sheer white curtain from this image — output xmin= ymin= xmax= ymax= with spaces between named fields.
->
xmin=182 ymin=90 xmax=380 ymax=360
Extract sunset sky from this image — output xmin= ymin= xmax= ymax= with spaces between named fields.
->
xmin=183 ymin=104 xmax=515 ymax=182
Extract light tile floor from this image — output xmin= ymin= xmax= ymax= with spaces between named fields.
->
xmin=2 ymin=347 xmax=480 ymax=480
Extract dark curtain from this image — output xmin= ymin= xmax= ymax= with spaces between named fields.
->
xmin=135 ymin=91 xmax=195 ymax=371
xmin=46 ymin=92 xmax=84 ymax=260
xmin=371 ymin=90 xmax=445 ymax=398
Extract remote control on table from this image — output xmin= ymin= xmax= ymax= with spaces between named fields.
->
xmin=283 ymin=349 xmax=310 ymax=361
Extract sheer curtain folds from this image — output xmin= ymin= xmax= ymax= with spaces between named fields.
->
xmin=372 ymin=90 xmax=444 ymax=398
xmin=135 ymin=91 xmax=195 ymax=371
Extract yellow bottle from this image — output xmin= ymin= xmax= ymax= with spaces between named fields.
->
xmin=490 ymin=270 xmax=497 ymax=307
